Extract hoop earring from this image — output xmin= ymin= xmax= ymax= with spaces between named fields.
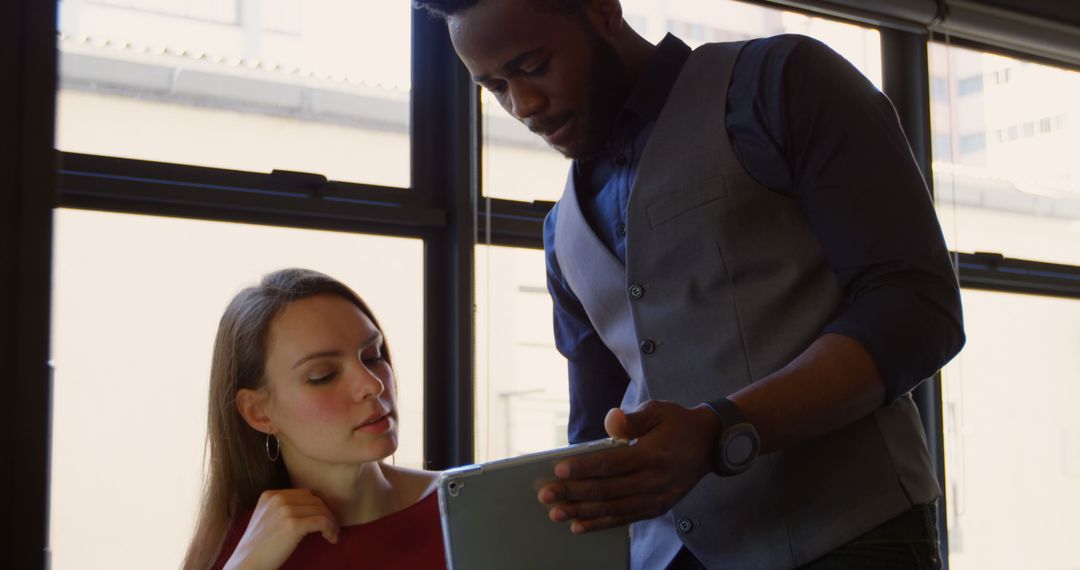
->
xmin=266 ymin=432 xmax=280 ymax=462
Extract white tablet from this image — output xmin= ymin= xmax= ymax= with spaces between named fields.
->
xmin=438 ymin=438 xmax=631 ymax=570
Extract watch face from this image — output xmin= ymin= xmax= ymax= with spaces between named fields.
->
xmin=724 ymin=431 xmax=756 ymax=466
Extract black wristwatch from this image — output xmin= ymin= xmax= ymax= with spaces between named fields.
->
xmin=706 ymin=397 xmax=760 ymax=476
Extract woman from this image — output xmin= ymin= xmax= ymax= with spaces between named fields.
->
xmin=184 ymin=268 xmax=446 ymax=570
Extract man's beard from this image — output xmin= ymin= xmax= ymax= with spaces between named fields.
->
xmin=560 ymin=27 xmax=632 ymax=160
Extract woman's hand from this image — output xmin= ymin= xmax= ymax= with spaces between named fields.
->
xmin=224 ymin=489 xmax=340 ymax=570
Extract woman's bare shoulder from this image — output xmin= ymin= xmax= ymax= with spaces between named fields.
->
xmin=383 ymin=464 xmax=441 ymax=504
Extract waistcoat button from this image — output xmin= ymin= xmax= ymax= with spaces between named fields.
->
xmin=677 ymin=517 xmax=693 ymax=534
xmin=640 ymin=339 xmax=656 ymax=354
xmin=615 ymin=222 xmax=627 ymax=237
xmin=629 ymin=284 xmax=644 ymax=299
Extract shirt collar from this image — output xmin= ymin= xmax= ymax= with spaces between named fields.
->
xmin=620 ymin=34 xmax=692 ymax=124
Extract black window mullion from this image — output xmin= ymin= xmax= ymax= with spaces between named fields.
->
xmin=881 ymin=28 xmax=950 ymax=566
xmin=412 ymin=8 xmax=477 ymax=470
xmin=477 ymin=198 xmax=552 ymax=249
xmin=2 ymin=0 xmax=56 ymax=568
xmin=956 ymin=252 xmax=1080 ymax=299
xmin=58 ymin=152 xmax=445 ymax=237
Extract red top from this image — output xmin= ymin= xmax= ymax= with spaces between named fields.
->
xmin=212 ymin=491 xmax=447 ymax=570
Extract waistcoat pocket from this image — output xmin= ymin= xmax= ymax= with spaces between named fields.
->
xmin=645 ymin=178 xmax=728 ymax=228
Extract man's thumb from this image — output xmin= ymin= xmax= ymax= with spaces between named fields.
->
xmin=604 ymin=405 xmax=656 ymax=440
xmin=603 ymin=408 xmax=630 ymax=440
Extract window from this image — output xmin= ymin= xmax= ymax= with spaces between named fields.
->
xmin=931 ymin=75 xmax=950 ymax=101
xmin=933 ymin=133 xmax=954 ymax=161
xmin=474 ymin=246 xmax=570 ymax=461
xmin=57 ymin=0 xmax=411 ymax=187
xmin=931 ymin=40 xmax=1080 ymax=570
xmin=930 ymin=42 xmax=1080 ymax=266
xmin=261 ymin=0 xmax=302 ymax=34
xmin=957 ymin=74 xmax=983 ymax=96
xmin=49 ymin=210 xmax=424 ymax=569
xmin=941 ymin=290 xmax=1080 ymax=570
xmin=479 ymin=100 xmax=573 ymax=203
xmin=959 ymin=132 xmax=986 ymax=154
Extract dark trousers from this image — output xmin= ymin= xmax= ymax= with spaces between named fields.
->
xmin=666 ymin=502 xmax=942 ymax=570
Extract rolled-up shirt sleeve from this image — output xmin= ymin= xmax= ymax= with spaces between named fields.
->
xmin=729 ymin=35 xmax=965 ymax=402
xmin=543 ymin=206 xmax=631 ymax=442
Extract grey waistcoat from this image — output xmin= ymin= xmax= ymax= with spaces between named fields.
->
xmin=552 ymin=41 xmax=940 ymax=569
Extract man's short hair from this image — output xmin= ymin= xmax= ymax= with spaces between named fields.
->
xmin=413 ymin=0 xmax=589 ymax=20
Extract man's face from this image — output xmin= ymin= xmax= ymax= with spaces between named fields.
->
xmin=448 ymin=0 xmax=629 ymax=159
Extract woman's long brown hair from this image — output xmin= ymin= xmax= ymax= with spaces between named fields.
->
xmin=183 ymin=268 xmax=391 ymax=570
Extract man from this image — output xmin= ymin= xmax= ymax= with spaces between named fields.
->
xmin=415 ymin=0 xmax=964 ymax=568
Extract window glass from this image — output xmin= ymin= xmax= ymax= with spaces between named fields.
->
xmin=56 ymin=0 xmax=410 ymax=187
xmin=930 ymin=42 xmax=1080 ymax=266
xmin=474 ymin=245 xmax=570 ymax=461
xmin=49 ymin=209 xmax=423 ymax=569
xmin=480 ymin=0 xmax=882 ymax=202
xmin=941 ymin=290 xmax=1080 ymax=569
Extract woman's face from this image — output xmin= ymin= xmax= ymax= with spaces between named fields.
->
xmin=258 ymin=293 xmax=397 ymax=467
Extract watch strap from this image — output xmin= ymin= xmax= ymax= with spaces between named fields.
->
xmin=704 ymin=396 xmax=759 ymax=476
xmin=705 ymin=396 xmax=747 ymax=431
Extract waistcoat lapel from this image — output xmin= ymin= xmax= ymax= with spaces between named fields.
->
xmin=554 ymin=167 xmax=648 ymax=403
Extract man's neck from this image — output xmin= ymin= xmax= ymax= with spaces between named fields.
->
xmin=613 ymin=26 xmax=657 ymax=93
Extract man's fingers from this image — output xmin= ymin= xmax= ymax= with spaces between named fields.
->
xmin=570 ymin=514 xmax=633 ymax=534
xmin=559 ymin=494 xmax=666 ymax=532
xmin=540 ymin=472 xmax=658 ymax=507
xmin=552 ymin=444 xmax=647 ymax=480
xmin=540 ymin=402 xmax=716 ymax=532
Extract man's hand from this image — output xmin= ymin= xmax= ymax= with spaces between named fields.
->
xmin=537 ymin=400 xmax=723 ymax=533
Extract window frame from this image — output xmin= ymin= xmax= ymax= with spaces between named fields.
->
xmin=4 ymin=1 xmax=58 ymax=568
